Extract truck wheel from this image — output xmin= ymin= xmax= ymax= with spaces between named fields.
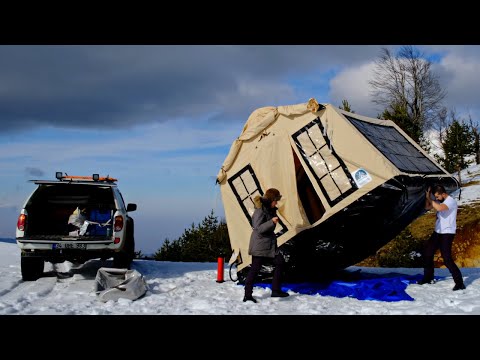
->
xmin=21 ymin=256 xmax=44 ymax=281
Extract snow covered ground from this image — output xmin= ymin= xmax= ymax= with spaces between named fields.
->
xmin=1 ymin=165 xmax=480 ymax=315
xmin=1 ymin=242 xmax=480 ymax=315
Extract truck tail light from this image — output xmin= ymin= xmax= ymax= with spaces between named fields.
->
xmin=17 ymin=214 xmax=27 ymax=231
xmin=114 ymin=215 xmax=124 ymax=231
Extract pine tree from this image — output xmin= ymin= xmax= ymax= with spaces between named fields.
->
xmin=154 ymin=238 xmax=182 ymax=261
xmin=153 ymin=210 xmax=231 ymax=262
xmin=435 ymin=119 xmax=475 ymax=177
xmin=381 ymin=102 xmax=423 ymax=144
xmin=339 ymin=99 xmax=354 ymax=113
xmin=468 ymin=114 xmax=480 ymax=164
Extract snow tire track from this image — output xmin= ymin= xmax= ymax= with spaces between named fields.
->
xmin=0 ymin=276 xmax=58 ymax=314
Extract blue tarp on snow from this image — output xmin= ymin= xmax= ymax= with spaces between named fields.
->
xmin=251 ymin=272 xmax=445 ymax=302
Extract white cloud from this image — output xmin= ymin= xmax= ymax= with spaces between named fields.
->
xmin=328 ymin=62 xmax=379 ymax=117
xmin=0 ymin=121 xmax=241 ymax=165
xmin=436 ymin=53 xmax=480 ymax=116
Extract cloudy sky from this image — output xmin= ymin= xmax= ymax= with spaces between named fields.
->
xmin=1 ymin=45 xmax=479 ymax=255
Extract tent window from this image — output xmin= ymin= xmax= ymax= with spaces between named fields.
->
xmin=292 ymin=117 xmax=357 ymax=207
xmin=345 ymin=115 xmax=444 ymax=174
xmin=228 ymin=164 xmax=288 ymax=237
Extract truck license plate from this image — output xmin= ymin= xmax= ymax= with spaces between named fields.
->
xmin=53 ymin=243 xmax=87 ymax=250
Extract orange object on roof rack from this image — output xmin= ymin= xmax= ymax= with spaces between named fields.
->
xmin=55 ymin=172 xmax=117 ymax=182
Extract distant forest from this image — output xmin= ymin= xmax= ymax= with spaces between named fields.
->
xmin=144 ymin=210 xmax=231 ymax=262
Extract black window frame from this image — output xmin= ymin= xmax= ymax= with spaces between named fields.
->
xmin=292 ymin=117 xmax=358 ymax=207
xmin=228 ymin=164 xmax=288 ymax=238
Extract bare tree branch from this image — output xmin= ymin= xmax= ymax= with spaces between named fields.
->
xmin=369 ymin=45 xmax=446 ymax=135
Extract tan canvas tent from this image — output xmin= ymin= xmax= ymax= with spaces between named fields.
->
xmin=216 ymin=99 xmax=459 ymax=282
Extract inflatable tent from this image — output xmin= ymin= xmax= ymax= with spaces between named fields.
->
xmin=216 ymin=99 xmax=459 ymax=282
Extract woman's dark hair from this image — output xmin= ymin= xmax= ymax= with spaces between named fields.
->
xmin=263 ymin=188 xmax=282 ymax=202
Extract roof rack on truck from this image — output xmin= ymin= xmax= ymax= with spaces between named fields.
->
xmin=55 ymin=172 xmax=118 ymax=183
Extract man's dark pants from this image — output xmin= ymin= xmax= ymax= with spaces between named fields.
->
xmin=423 ymin=231 xmax=463 ymax=285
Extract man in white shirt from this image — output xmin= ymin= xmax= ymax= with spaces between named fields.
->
xmin=417 ymin=185 xmax=465 ymax=291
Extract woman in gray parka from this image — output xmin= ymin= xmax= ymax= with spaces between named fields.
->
xmin=243 ymin=188 xmax=290 ymax=303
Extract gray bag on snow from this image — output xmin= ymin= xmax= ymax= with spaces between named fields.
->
xmin=94 ymin=267 xmax=148 ymax=302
